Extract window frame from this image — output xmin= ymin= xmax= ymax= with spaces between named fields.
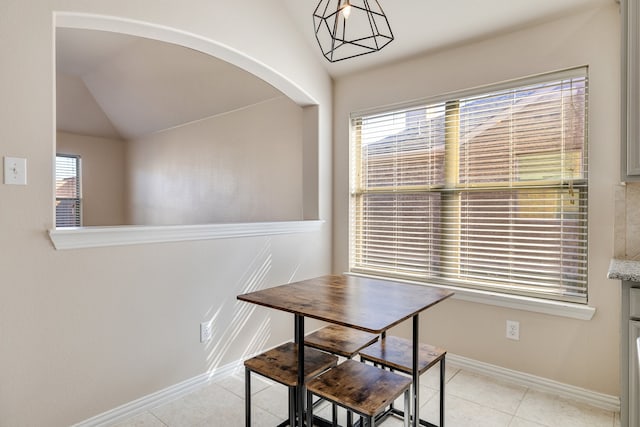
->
xmin=349 ymin=67 xmax=589 ymax=305
xmin=55 ymin=153 xmax=82 ymax=228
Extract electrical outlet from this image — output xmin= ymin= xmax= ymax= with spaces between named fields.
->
xmin=200 ymin=320 xmax=213 ymax=343
xmin=506 ymin=320 xmax=520 ymax=340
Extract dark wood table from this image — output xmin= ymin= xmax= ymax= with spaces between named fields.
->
xmin=237 ymin=274 xmax=454 ymax=427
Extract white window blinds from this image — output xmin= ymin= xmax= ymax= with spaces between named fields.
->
xmin=55 ymin=154 xmax=81 ymax=227
xmin=350 ymin=68 xmax=588 ymax=303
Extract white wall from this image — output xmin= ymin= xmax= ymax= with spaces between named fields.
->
xmin=0 ymin=1 xmax=332 ymax=426
xmin=57 ymin=131 xmax=126 ymax=226
xmin=333 ymin=4 xmax=621 ymax=396
xmin=126 ymin=96 xmax=304 ymax=225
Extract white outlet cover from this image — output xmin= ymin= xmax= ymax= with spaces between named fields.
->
xmin=200 ymin=321 xmax=213 ymax=343
xmin=4 ymin=156 xmax=27 ymax=185
xmin=506 ymin=320 xmax=520 ymax=340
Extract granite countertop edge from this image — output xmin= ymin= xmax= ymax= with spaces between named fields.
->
xmin=608 ymin=258 xmax=640 ymax=283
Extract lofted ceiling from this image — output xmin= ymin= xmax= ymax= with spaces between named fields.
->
xmin=56 ymin=0 xmax=616 ymax=140
xmin=55 ymin=28 xmax=282 ymax=140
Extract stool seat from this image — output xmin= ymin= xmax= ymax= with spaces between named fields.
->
xmin=307 ymin=359 xmax=412 ymax=426
xmin=359 ymin=336 xmax=447 ymax=427
xmin=306 ymin=325 xmax=380 ymax=426
xmin=244 ymin=342 xmax=338 ymax=426
xmin=305 ymin=324 xmax=379 ymax=359
xmin=244 ymin=341 xmax=338 ymax=387
xmin=359 ymin=335 xmax=446 ymax=375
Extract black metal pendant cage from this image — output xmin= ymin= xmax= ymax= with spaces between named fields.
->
xmin=313 ymin=0 xmax=394 ymax=63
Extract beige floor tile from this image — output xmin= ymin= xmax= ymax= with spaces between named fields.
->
xmin=193 ymin=403 xmax=280 ymax=427
xmin=509 ymin=417 xmax=547 ymax=427
xmin=150 ymin=382 xmax=259 ymax=427
xmin=420 ymin=363 xmax=459 ymax=390
xmin=251 ymin=382 xmax=291 ymax=420
xmin=422 ymin=393 xmax=513 ymax=427
xmin=446 ymin=370 xmax=527 ymax=415
xmin=149 ymin=392 xmax=213 ymax=426
xmin=214 ymin=370 xmax=271 ymax=399
xmin=110 ymin=411 xmax=167 ymax=427
xmin=515 ymin=389 xmax=615 ymax=427
xmin=379 ymin=417 xmax=406 ymax=426
xmin=109 ymin=368 xmax=619 ymax=427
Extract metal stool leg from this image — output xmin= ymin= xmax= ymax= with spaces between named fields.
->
xmin=307 ymin=389 xmax=314 ymax=427
xmin=289 ymin=387 xmax=296 ymax=427
xmin=404 ymin=388 xmax=410 ymax=427
xmin=245 ymin=367 xmax=251 ymax=426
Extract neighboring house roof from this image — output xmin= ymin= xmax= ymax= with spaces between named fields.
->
xmin=55 ymin=176 xmax=79 ymax=198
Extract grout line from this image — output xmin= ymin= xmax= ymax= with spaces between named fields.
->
xmin=508 ymin=388 xmax=543 ymax=427
xmin=445 ymin=366 xmax=462 ymax=384
xmin=148 ymin=411 xmax=169 ymax=427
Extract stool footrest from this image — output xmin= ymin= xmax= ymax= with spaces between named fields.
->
xmin=374 ymin=407 xmax=439 ymax=427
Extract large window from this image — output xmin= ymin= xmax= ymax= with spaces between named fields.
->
xmin=350 ymin=68 xmax=588 ymax=303
xmin=55 ymin=154 xmax=81 ymax=227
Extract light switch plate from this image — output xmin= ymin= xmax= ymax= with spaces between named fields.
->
xmin=4 ymin=156 xmax=27 ymax=185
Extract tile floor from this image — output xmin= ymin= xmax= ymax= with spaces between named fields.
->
xmin=112 ymin=365 xmax=620 ymax=427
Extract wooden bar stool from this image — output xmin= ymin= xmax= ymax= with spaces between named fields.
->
xmin=305 ymin=324 xmax=379 ymax=425
xmin=244 ymin=341 xmax=338 ymax=427
xmin=305 ymin=324 xmax=379 ymax=359
xmin=359 ymin=335 xmax=446 ymax=427
xmin=306 ymin=359 xmax=412 ymax=427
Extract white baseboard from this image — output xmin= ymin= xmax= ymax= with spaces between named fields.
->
xmin=72 ymin=360 xmax=242 ymax=427
xmin=74 ymin=352 xmax=620 ymax=426
xmin=447 ymin=353 xmax=620 ymax=412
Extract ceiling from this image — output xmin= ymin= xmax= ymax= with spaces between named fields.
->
xmin=56 ymin=28 xmax=282 ymax=140
xmin=56 ymin=0 xmax=615 ymax=140
xmin=283 ymin=0 xmax=615 ymax=77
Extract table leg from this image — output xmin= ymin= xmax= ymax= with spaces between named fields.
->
xmin=295 ymin=314 xmax=305 ymax=427
xmin=440 ymin=356 xmax=445 ymax=427
xmin=412 ymin=315 xmax=420 ymax=427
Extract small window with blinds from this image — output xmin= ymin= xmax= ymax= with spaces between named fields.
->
xmin=350 ymin=68 xmax=588 ymax=303
xmin=55 ymin=154 xmax=81 ymax=227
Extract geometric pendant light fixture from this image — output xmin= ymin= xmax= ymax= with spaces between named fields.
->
xmin=313 ymin=0 xmax=394 ymax=62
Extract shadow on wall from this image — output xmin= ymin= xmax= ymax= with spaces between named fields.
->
xmin=203 ymin=239 xmax=274 ymax=372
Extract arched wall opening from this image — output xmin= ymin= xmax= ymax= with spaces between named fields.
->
xmin=51 ymin=12 xmax=322 ymax=248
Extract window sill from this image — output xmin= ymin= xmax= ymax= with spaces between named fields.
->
xmin=347 ymin=272 xmax=596 ymax=320
xmin=49 ymin=220 xmax=325 ymax=250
